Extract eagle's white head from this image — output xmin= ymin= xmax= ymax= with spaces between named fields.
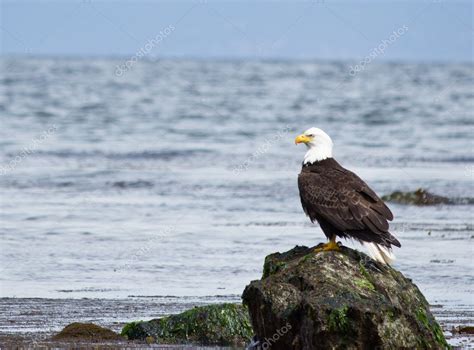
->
xmin=295 ymin=127 xmax=333 ymax=164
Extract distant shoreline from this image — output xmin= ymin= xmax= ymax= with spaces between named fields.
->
xmin=1 ymin=54 xmax=472 ymax=66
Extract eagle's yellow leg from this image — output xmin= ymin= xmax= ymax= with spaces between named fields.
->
xmin=314 ymin=236 xmax=340 ymax=253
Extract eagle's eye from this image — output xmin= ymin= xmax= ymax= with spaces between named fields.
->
xmin=307 ymin=134 xmax=314 ymax=137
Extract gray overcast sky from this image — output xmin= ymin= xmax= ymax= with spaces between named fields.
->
xmin=1 ymin=1 xmax=472 ymax=62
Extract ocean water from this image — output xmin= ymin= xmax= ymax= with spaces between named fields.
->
xmin=0 ymin=57 xmax=473 ymax=345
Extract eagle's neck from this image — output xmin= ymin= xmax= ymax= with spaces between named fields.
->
xmin=303 ymin=144 xmax=333 ymax=164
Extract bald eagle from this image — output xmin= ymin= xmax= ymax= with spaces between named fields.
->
xmin=295 ymin=127 xmax=400 ymax=264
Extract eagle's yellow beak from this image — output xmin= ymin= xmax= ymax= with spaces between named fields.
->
xmin=295 ymin=134 xmax=312 ymax=145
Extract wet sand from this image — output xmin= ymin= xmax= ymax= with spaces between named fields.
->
xmin=0 ymin=296 xmax=240 ymax=349
xmin=0 ymin=296 xmax=472 ymax=349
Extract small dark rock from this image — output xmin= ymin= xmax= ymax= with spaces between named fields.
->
xmin=52 ymin=322 xmax=122 ymax=341
xmin=453 ymin=326 xmax=474 ymax=334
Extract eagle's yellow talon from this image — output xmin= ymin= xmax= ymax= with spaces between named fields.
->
xmin=314 ymin=237 xmax=340 ymax=253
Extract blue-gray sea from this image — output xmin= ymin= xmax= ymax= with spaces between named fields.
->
xmin=0 ymin=57 xmax=473 ymax=347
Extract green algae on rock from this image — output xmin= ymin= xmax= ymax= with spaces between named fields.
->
xmin=121 ymin=303 xmax=253 ymax=346
xmin=242 ymin=245 xmax=449 ymax=350
xmin=52 ymin=322 xmax=123 ymax=341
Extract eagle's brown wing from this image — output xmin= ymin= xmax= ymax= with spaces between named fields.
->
xmin=298 ymin=166 xmax=400 ymax=248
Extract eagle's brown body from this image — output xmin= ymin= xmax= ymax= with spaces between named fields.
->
xmin=298 ymin=158 xmax=401 ymax=249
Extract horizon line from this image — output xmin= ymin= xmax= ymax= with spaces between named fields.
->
xmin=1 ymin=53 xmax=472 ymax=65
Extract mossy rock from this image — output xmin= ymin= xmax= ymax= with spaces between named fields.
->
xmin=52 ymin=322 xmax=122 ymax=341
xmin=121 ymin=303 xmax=252 ymax=346
xmin=381 ymin=188 xmax=451 ymax=205
xmin=243 ymin=245 xmax=449 ymax=350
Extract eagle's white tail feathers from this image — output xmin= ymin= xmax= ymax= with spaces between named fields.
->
xmin=364 ymin=243 xmax=395 ymax=265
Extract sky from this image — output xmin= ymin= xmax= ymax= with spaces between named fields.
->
xmin=0 ymin=0 xmax=472 ymax=62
